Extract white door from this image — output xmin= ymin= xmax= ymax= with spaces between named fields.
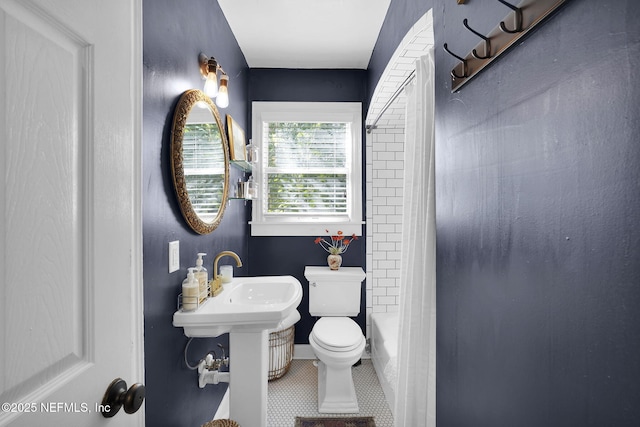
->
xmin=0 ymin=0 xmax=143 ymax=426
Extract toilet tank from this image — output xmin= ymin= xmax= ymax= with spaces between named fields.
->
xmin=305 ymin=266 xmax=366 ymax=317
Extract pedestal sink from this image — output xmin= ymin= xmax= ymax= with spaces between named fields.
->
xmin=173 ymin=275 xmax=302 ymax=427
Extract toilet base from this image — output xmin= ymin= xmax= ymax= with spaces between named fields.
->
xmin=316 ymin=360 xmax=359 ymax=413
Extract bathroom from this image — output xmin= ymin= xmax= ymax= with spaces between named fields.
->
xmin=1 ymin=0 xmax=638 ymax=426
xmin=144 ymin=0 xmax=640 ymax=425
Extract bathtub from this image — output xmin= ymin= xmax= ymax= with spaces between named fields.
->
xmin=370 ymin=312 xmax=398 ymax=415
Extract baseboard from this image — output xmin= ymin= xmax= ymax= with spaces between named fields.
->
xmin=294 ymin=344 xmax=316 ymax=359
xmin=294 ymin=344 xmax=371 ymax=360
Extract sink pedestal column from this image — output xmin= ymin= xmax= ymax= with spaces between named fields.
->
xmin=229 ymin=330 xmax=268 ymax=427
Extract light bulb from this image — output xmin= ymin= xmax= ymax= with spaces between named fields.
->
xmin=203 ymin=72 xmax=218 ymax=97
xmin=216 ymin=75 xmax=229 ymax=108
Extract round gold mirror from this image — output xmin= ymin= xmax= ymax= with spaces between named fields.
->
xmin=170 ymin=89 xmax=229 ymax=234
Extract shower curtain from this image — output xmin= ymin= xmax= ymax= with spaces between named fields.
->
xmin=394 ymin=50 xmax=436 ymax=427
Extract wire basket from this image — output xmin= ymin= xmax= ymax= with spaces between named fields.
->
xmin=268 ymin=325 xmax=295 ymax=381
xmin=201 ymin=420 xmax=239 ymax=427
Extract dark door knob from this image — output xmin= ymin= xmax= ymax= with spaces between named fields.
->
xmin=101 ymin=378 xmax=146 ymax=418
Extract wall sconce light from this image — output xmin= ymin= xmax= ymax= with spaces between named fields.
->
xmin=216 ymin=74 xmax=229 ymax=108
xmin=199 ymin=53 xmax=230 ymax=108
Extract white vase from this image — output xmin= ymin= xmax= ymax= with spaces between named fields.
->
xmin=327 ymin=254 xmax=342 ymax=270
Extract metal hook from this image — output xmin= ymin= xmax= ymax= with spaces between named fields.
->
xmin=463 ymin=19 xmax=492 ymax=60
xmin=443 ymin=43 xmax=468 ymax=79
xmin=497 ymin=0 xmax=523 ymax=33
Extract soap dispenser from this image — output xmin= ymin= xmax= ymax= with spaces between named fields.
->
xmin=194 ymin=253 xmax=208 ymax=301
xmin=182 ymin=268 xmax=199 ymax=311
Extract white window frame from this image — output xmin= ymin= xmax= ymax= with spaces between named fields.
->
xmin=250 ymin=101 xmax=363 ymax=237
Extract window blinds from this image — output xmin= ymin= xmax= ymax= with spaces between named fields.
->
xmin=183 ymin=123 xmax=225 ymax=219
xmin=263 ymin=121 xmax=349 ymax=215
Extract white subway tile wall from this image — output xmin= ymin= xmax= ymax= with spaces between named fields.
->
xmin=363 ymin=11 xmax=433 ymax=338
xmin=365 ymin=96 xmax=406 ymax=338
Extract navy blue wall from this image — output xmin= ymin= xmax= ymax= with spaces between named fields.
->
xmin=370 ymin=0 xmax=640 ymax=425
xmin=431 ymin=0 xmax=640 ymax=426
xmin=142 ymin=1 xmax=249 ymax=425
xmin=247 ymin=69 xmax=368 ymax=344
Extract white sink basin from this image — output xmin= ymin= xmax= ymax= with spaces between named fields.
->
xmin=228 ymin=280 xmax=296 ymax=305
xmin=173 ymin=275 xmax=302 ymax=337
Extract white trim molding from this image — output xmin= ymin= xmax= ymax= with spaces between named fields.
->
xmin=251 ymin=102 xmax=363 ymax=237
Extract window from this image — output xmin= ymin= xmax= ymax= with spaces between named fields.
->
xmin=251 ymin=102 xmax=363 ymax=236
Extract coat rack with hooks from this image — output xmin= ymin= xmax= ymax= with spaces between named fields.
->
xmin=444 ymin=0 xmax=569 ymax=92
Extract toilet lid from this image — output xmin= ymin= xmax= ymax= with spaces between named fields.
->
xmin=312 ymin=317 xmax=363 ymax=352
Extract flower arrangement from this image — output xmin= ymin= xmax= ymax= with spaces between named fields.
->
xmin=314 ymin=230 xmax=358 ymax=255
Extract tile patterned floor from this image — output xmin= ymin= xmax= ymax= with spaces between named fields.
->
xmin=267 ymin=359 xmax=394 ymax=427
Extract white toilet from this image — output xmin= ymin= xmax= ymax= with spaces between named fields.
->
xmin=305 ymin=266 xmax=366 ymax=413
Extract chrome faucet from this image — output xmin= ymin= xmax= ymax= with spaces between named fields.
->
xmin=210 ymin=251 xmax=243 ymax=296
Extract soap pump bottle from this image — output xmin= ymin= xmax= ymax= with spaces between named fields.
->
xmin=182 ymin=268 xmax=199 ymax=311
xmin=194 ymin=253 xmax=208 ymax=300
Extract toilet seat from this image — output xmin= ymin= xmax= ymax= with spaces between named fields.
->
xmin=311 ymin=317 xmax=363 ymax=352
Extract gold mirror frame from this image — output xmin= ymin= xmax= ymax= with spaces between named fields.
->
xmin=170 ymin=89 xmax=229 ymax=234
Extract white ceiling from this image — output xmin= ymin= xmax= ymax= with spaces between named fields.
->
xmin=217 ymin=0 xmax=392 ymax=69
